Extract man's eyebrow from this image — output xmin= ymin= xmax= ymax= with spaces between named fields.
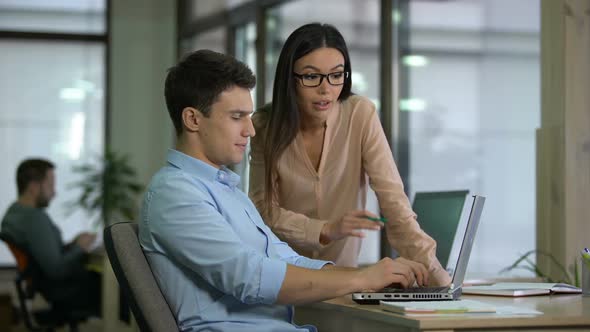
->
xmin=228 ymin=109 xmax=254 ymax=115
xmin=300 ymin=64 xmax=345 ymax=71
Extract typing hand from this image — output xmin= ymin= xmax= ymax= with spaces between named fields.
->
xmin=320 ymin=210 xmax=383 ymax=244
xmin=357 ymin=257 xmax=417 ymax=292
xmin=394 ymin=257 xmax=429 ymax=287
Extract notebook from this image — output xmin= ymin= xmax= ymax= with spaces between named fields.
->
xmin=379 ymin=299 xmax=496 ymax=315
xmin=462 ymin=282 xmax=582 ymax=297
xmin=352 ymin=195 xmax=486 ymax=304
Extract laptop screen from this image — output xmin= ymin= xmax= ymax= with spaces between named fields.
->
xmin=412 ymin=190 xmax=469 ymax=267
xmin=449 ymin=195 xmax=486 ymax=287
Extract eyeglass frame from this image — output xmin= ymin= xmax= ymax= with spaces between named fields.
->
xmin=292 ymin=71 xmax=350 ymax=87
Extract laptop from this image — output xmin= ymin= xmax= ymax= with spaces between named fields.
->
xmin=352 ymin=195 xmax=485 ymax=304
xmin=412 ymin=190 xmax=469 ymax=268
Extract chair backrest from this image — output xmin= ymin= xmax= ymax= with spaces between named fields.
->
xmin=0 ymin=233 xmax=30 ymax=276
xmin=0 ymin=233 xmax=49 ymax=331
xmin=104 ymin=222 xmax=178 ymax=332
xmin=0 ymin=233 xmax=39 ymax=298
xmin=412 ymin=190 xmax=469 ymax=267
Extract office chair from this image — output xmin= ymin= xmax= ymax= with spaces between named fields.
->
xmin=412 ymin=190 xmax=469 ymax=268
xmin=0 ymin=233 xmax=88 ymax=332
xmin=103 ymin=222 xmax=177 ymax=332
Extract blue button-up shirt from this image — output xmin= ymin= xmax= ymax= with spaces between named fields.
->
xmin=139 ymin=149 xmax=330 ymax=332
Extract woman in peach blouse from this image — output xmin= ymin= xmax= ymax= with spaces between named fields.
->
xmin=249 ymin=23 xmax=450 ymax=286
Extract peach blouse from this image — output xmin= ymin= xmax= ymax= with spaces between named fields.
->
xmin=249 ymin=95 xmax=450 ymax=285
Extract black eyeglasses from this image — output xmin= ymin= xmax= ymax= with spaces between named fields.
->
xmin=293 ymin=71 xmax=349 ymax=87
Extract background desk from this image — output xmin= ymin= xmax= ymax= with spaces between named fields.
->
xmin=294 ymin=294 xmax=590 ymax=331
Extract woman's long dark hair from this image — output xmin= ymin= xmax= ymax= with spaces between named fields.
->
xmin=262 ymin=23 xmax=352 ymax=218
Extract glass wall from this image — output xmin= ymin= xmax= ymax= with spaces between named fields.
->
xmin=404 ymin=0 xmax=540 ymax=278
xmin=234 ymin=22 xmax=257 ymax=192
xmin=182 ymin=27 xmax=226 ymax=55
xmin=0 ymin=0 xmax=105 ymax=33
xmin=0 ymin=2 xmax=106 ymax=265
xmin=184 ymin=0 xmax=250 ymax=21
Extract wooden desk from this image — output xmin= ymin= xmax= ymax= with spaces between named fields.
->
xmin=294 ymin=294 xmax=590 ymax=331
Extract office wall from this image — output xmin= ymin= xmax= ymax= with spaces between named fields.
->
xmin=109 ymin=0 xmax=176 ymax=194
xmin=538 ymin=0 xmax=590 ymax=281
xmin=104 ymin=1 xmax=176 ymax=330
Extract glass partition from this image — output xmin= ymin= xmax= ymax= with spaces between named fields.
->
xmin=404 ymin=0 xmax=540 ymax=278
xmin=234 ymin=22 xmax=257 ymax=192
xmin=0 ymin=40 xmax=105 ymax=264
xmin=0 ymin=0 xmax=106 ymax=34
xmin=182 ymin=27 xmax=226 ymax=56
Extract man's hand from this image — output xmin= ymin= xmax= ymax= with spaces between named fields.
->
xmin=394 ymin=257 xmax=429 ymax=287
xmin=354 ymin=257 xmax=429 ymax=292
xmin=320 ymin=210 xmax=383 ymax=244
xmin=75 ymin=232 xmax=97 ymax=252
xmin=355 ymin=257 xmax=419 ymax=292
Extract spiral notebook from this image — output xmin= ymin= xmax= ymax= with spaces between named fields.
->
xmin=462 ymin=282 xmax=581 ymax=297
xmin=380 ymin=299 xmax=496 ymax=315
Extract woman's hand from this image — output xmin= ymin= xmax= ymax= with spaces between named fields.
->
xmin=319 ymin=210 xmax=383 ymax=245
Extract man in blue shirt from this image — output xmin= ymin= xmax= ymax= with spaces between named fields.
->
xmin=139 ymin=49 xmax=426 ymax=331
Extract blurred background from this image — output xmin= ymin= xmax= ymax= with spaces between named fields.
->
xmin=0 ymin=0 xmax=540 ymax=280
xmin=3 ymin=1 xmax=589 ymax=331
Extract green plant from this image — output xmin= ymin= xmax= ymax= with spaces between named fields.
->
xmin=68 ymin=150 xmax=143 ymax=226
xmin=501 ymin=249 xmax=580 ymax=287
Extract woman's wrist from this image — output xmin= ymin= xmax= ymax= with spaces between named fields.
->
xmin=319 ymin=223 xmax=332 ymax=245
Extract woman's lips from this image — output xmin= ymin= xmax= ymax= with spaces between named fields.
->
xmin=313 ymin=101 xmax=331 ymax=111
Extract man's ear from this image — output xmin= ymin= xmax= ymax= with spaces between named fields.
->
xmin=181 ymin=107 xmax=202 ymax=133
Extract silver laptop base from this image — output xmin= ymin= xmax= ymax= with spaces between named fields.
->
xmin=352 ymin=288 xmax=461 ymax=304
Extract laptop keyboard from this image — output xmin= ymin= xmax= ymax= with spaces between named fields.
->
xmin=380 ymin=286 xmax=450 ymax=293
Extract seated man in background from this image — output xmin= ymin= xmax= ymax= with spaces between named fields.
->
xmin=139 ymin=49 xmax=426 ymax=331
xmin=0 ymin=159 xmax=101 ymax=315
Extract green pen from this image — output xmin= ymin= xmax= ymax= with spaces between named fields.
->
xmin=366 ymin=216 xmax=388 ymax=223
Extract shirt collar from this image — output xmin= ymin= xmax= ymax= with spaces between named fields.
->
xmin=166 ymin=149 xmax=241 ymax=189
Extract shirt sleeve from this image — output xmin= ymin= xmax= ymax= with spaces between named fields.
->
xmin=146 ymin=175 xmax=287 ymax=305
xmin=248 ymin=111 xmax=327 ymax=252
xmin=265 ymin=222 xmax=332 ymax=270
xmin=359 ymin=99 xmax=451 ymax=286
xmin=26 ymin=211 xmax=86 ymax=280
